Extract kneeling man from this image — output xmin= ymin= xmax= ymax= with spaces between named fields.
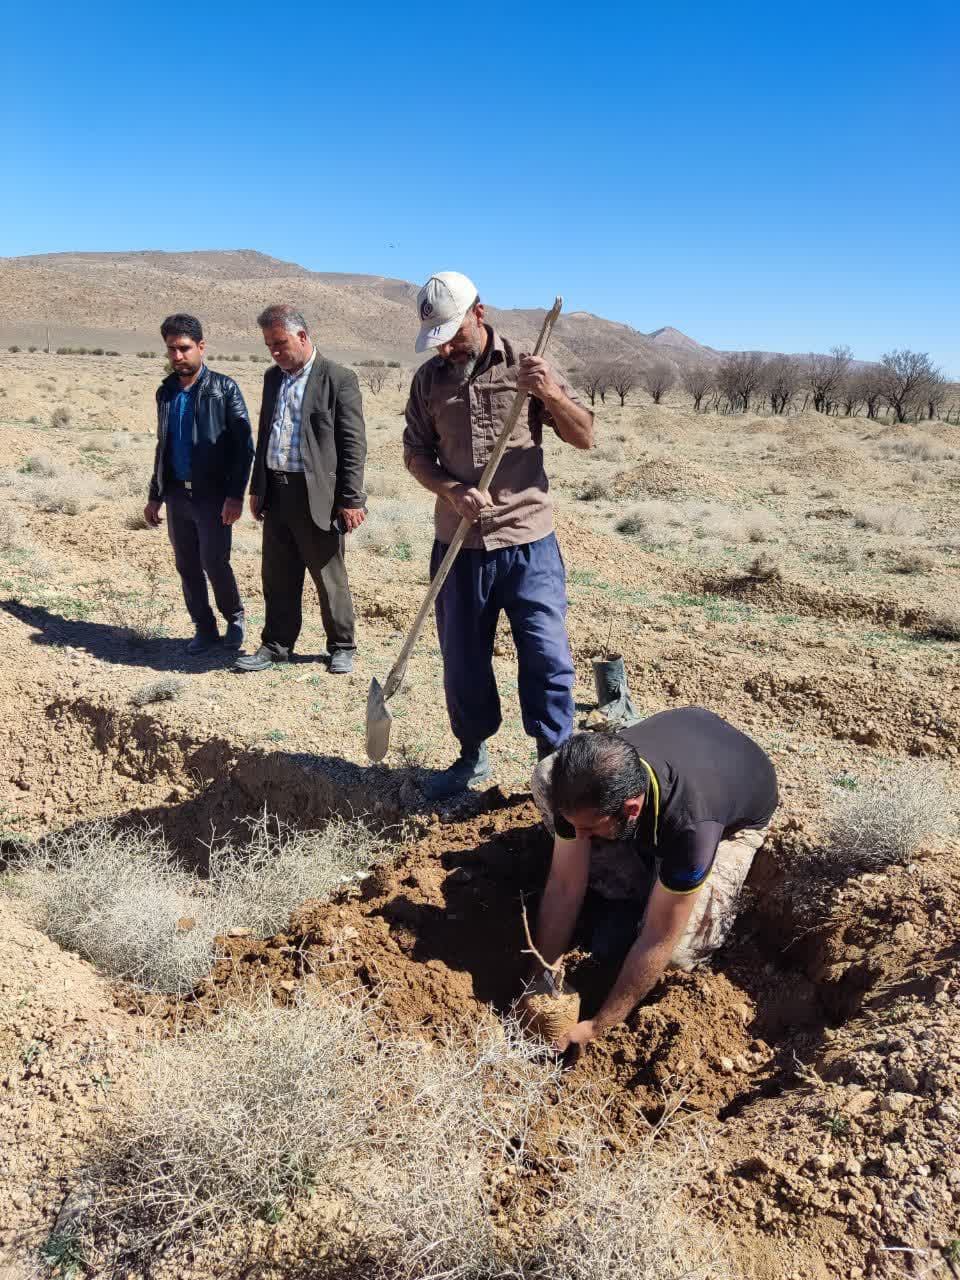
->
xmin=530 ymin=707 xmax=778 ymax=1053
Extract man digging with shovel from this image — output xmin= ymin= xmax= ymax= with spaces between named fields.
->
xmin=527 ymin=707 xmax=779 ymax=1055
xmin=403 ymin=272 xmax=593 ymax=801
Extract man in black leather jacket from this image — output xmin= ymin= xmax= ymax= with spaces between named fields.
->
xmin=144 ymin=314 xmax=255 ymax=653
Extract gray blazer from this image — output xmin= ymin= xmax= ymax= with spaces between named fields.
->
xmin=251 ymin=353 xmax=367 ymax=531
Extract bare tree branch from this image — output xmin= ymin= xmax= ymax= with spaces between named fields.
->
xmin=680 ymin=362 xmax=714 ymax=412
xmin=640 ymin=361 xmax=675 ymax=405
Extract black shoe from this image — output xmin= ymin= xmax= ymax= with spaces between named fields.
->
xmin=328 ymin=649 xmax=355 ymax=675
xmin=233 ymin=645 xmax=286 ymax=673
xmin=186 ymin=629 xmax=220 ymax=655
xmin=421 ymin=743 xmax=492 ymax=802
xmin=223 ymin=620 xmax=245 ymax=651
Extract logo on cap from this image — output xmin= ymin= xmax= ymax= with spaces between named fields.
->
xmin=420 ymin=301 xmax=434 ymax=320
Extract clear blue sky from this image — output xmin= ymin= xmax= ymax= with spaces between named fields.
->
xmin=2 ymin=0 xmax=957 ymax=372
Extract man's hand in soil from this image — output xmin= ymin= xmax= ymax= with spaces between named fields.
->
xmin=337 ymin=506 xmax=366 ymax=533
xmin=143 ymin=500 xmax=163 ymax=528
xmin=554 ymin=1018 xmax=596 ymax=1061
xmin=448 ymin=483 xmax=492 ymax=523
xmin=221 ymin=498 xmax=243 ymax=526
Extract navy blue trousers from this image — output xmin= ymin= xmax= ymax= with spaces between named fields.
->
xmin=431 ymin=532 xmax=575 ymax=751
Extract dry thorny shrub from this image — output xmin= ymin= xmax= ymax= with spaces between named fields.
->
xmin=129 ymin=676 xmax=184 ymax=707
xmin=825 ymin=761 xmax=955 ymax=871
xmin=852 ymin=504 xmax=923 ymax=536
xmin=353 ymin=496 xmax=434 ymax=562
xmin=77 ymin=995 xmax=728 ymax=1280
xmin=96 ymin=561 xmax=173 ymax=643
xmin=10 ymin=811 xmax=388 ymax=993
xmin=30 ymin=472 xmax=107 ymax=515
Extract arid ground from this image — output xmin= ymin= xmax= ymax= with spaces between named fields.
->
xmin=1 ymin=346 xmax=959 ymax=1280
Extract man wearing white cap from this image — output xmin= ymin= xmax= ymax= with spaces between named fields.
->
xmin=404 ymin=272 xmax=594 ymax=800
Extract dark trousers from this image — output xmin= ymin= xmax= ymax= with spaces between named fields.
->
xmin=165 ymin=486 xmax=243 ymax=635
xmin=431 ymin=531 xmax=575 ymax=751
xmin=261 ymin=471 xmax=355 ymax=658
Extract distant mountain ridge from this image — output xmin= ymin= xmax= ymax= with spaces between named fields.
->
xmin=0 ymin=249 xmax=724 ymax=369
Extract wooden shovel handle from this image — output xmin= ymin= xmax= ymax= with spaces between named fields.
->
xmin=381 ymin=297 xmax=564 ymax=701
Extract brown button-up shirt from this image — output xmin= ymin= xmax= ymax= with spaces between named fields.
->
xmin=402 ymin=327 xmax=586 ymax=550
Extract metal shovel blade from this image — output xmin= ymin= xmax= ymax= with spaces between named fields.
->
xmin=365 ymin=677 xmax=393 ymax=762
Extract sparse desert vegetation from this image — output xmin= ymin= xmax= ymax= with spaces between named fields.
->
xmin=11 ymin=811 xmax=387 ymax=993
xmin=1 ymin=297 xmax=959 ymax=1280
xmin=825 ymin=760 xmax=954 ymax=870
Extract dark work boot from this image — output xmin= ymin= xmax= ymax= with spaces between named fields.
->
xmin=421 ymin=743 xmax=492 ymax=803
xmin=223 ymin=619 xmax=245 ymax=651
xmin=328 ymin=649 xmax=355 ymax=675
xmin=186 ymin=627 xmax=220 ymax=655
xmin=233 ymin=645 xmax=287 ymax=673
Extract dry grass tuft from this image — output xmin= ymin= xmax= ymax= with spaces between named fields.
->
xmin=852 ymin=504 xmax=923 ymax=536
xmin=746 ymin=552 xmax=782 ymax=581
xmin=123 ymin=504 xmax=152 ymax=531
xmin=83 ymin=999 xmax=556 ymax=1264
xmin=529 ymin=1123 xmax=730 ymax=1280
xmin=0 ymin=507 xmax=24 ymax=552
xmin=615 ymin=500 xmax=685 ymax=544
xmin=878 ymin=436 xmax=957 ymax=464
xmin=826 ymin=761 xmax=954 ymax=870
xmin=22 ymin=452 xmax=64 ymax=478
xmin=591 ymin=438 xmax=627 ymax=463
xmin=50 ymin=404 xmax=73 ymax=428
xmin=30 ymin=473 xmax=106 ymax=515
xmin=889 ymin=549 xmax=935 ymax=575
xmin=578 ymin=477 xmax=610 ymax=502
xmin=207 ymin=810 xmax=387 ymax=939
xmin=13 ymin=823 xmax=217 ymax=993
xmin=925 ymin=610 xmax=960 ymax=641
xmin=10 ymin=812 xmax=388 ymax=994
xmin=97 ymin=564 xmax=173 ymax=643
xmin=353 ymin=498 xmax=434 ymax=562
xmin=78 ymin=995 xmax=725 ymax=1278
xmin=130 ymin=677 xmax=184 ymax=707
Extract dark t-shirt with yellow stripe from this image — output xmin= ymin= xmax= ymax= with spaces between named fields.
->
xmin=553 ymin=707 xmax=778 ymax=894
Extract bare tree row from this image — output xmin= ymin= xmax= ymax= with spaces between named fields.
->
xmin=572 ymin=347 xmax=954 ymax=423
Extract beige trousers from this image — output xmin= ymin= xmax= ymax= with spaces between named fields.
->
xmin=530 ymin=754 xmax=765 ymax=970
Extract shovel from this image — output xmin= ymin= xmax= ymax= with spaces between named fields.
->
xmin=366 ymin=295 xmax=564 ymax=762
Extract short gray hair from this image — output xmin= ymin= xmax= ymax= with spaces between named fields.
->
xmin=256 ymin=304 xmax=310 ymax=335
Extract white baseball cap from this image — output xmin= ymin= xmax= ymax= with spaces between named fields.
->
xmin=415 ymin=271 xmax=479 ymax=353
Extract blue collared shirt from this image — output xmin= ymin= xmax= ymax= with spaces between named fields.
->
xmin=167 ymin=374 xmax=202 ymax=482
xmin=266 ymin=350 xmax=316 ymax=472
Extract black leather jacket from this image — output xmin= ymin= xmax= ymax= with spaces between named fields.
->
xmin=149 ymin=367 xmax=254 ymax=502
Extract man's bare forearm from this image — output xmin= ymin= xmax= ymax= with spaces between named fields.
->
xmin=592 ymin=936 xmax=673 ymax=1034
xmin=534 ymin=879 xmax=582 ymax=970
xmin=533 ymin=837 xmax=590 ymax=970
xmin=542 ymin=392 xmax=594 ymax=450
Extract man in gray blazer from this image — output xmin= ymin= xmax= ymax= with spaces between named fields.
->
xmin=235 ymin=305 xmax=367 ymax=674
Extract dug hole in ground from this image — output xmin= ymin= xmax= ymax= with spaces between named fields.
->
xmin=1 ymin=669 xmax=959 ymax=1280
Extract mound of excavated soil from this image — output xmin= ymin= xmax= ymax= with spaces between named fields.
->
xmin=611 ymin=457 xmax=738 ymax=503
xmin=0 ymin=900 xmax=152 ymax=1262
